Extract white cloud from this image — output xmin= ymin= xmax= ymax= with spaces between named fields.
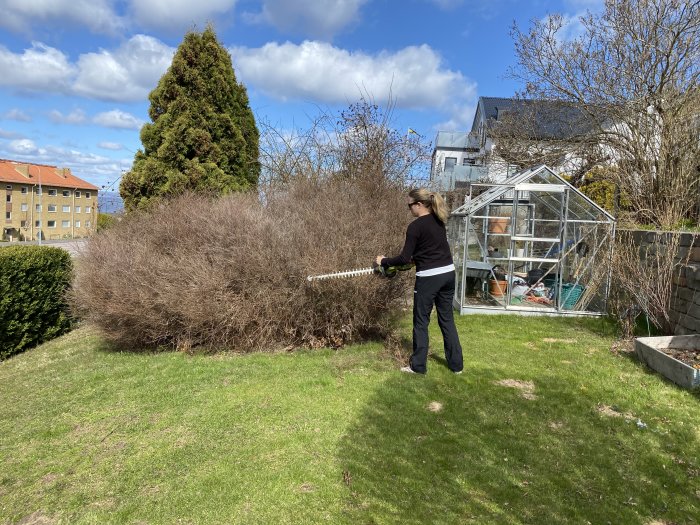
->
xmin=251 ymin=0 xmax=368 ymax=39
xmin=0 ymin=42 xmax=75 ymax=93
xmin=0 ymin=0 xmax=125 ymax=35
xmin=545 ymin=12 xmax=588 ymax=43
xmin=231 ymin=41 xmax=476 ymax=113
xmin=73 ymin=35 xmax=175 ymax=102
xmin=433 ymin=102 xmax=477 ymax=131
xmin=3 ymin=108 xmax=31 ymax=122
xmin=129 ymin=0 xmax=238 ymax=32
xmin=93 ymin=110 xmax=143 ymax=130
xmin=8 ymin=138 xmax=39 ymax=154
xmin=97 ymin=141 xmax=124 ymax=150
xmin=0 ymin=36 xmax=173 ymax=102
xmin=0 ymin=128 xmax=23 ymax=138
xmin=49 ymin=109 xmax=87 ymax=124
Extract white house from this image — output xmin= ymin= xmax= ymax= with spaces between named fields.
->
xmin=431 ymin=97 xmax=602 ymax=191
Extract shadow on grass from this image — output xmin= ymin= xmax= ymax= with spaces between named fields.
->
xmin=337 ymin=365 xmax=699 ymax=524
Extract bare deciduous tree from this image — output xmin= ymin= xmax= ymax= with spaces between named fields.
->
xmin=509 ymin=0 xmax=700 ymax=228
xmin=258 ymin=94 xmax=431 ymax=194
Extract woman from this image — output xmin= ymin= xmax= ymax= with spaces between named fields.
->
xmin=375 ymin=189 xmax=463 ymax=375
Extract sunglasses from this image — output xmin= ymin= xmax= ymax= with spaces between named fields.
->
xmin=408 ymin=201 xmax=420 ymax=209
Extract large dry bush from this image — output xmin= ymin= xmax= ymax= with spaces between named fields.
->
xmin=72 ymin=177 xmax=411 ymax=351
xmin=607 ymin=230 xmax=691 ymax=336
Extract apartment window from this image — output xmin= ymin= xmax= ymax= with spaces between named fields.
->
xmin=35 ymin=204 xmax=42 ymax=212
xmin=48 ymin=189 xmax=57 ymax=196
xmin=48 ymin=220 xmax=56 ymax=228
xmin=21 ymin=187 xmax=28 ymax=194
xmin=62 ymin=190 xmax=70 ymax=197
xmin=444 ymin=157 xmax=457 ymax=171
xmin=75 ymin=190 xmax=81 ymax=198
xmin=48 ymin=204 xmax=57 ymax=212
xmin=75 ymin=206 xmax=81 ymax=213
xmin=85 ymin=192 xmax=91 ymax=199
xmin=21 ymin=203 xmax=28 ymax=212
xmin=62 ymin=220 xmax=70 ymax=228
xmin=35 ymin=220 xmax=41 ymax=227
xmin=75 ymin=220 xmax=81 ymax=228
xmin=86 ymin=206 xmax=91 ymax=213
xmin=5 ymin=194 xmax=10 ymax=203
xmin=5 ymin=212 xmax=10 ymax=220
xmin=62 ymin=205 xmax=70 ymax=213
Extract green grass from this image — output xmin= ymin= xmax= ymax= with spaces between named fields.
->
xmin=1 ymin=316 xmax=698 ymax=525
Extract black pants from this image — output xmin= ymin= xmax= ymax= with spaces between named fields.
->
xmin=410 ymin=270 xmax=463 ymax=374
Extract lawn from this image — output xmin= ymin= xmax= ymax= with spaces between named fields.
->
xmin=1 ymin=315 xmax=698 ymax=525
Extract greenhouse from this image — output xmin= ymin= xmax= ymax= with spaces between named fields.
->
xmin=448 ymin=164 xmax=616 ymax=316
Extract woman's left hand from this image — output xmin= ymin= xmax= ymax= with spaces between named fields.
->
xmin=375 ymin=255 xmax=385 ymax=267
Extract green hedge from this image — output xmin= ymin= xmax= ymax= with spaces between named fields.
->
xmin=0 ymin=246 xmax=73 ymax=359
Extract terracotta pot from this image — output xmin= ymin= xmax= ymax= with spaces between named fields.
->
xmin=489 ymin=279 xmax=508 ymax=296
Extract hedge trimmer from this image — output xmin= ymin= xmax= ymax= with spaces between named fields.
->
xmin=306 ymin=263 xmax=414 ymax=282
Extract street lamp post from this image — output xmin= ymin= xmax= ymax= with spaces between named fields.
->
xmin=37 ymin=166 xmax=42 ymax=245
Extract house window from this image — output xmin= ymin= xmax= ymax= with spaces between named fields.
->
xmin=6 ymin=194 xmax=10 ymax=203
xmin=62 ymin=190 xmax=70 ymax=197
xmin=61 ymin=220 xmax=70 ymax=228
xmin=35 ymin=187 xmax=42 ymax=195
xmin=85 ymin=192 xmax=91 ymax=199
xmin=20 ymin=220 xmax=26 ymax=228
xmin=35 ymin=204 xmax=42 ymax=212
xmin=75 ymin=220 xmax=81 ymax=228
xmin=21 ymin=203 xmax=28 ymax=212
xmin=62 ymin=205 xmax=70 ymax=213
xmin=75 ymin=190 xmax=81 ymax=198
xmin=86 ymin=220 xmax=91 ymax=228
xmin=5 ymin=185 xmax=11 ymax=190
xmin=444 ymin=157 xmax=457 ymax=171
xmin=75 ymin=206 xmax=81 ymax=213
xmin=463 ymin=158 xmax=476 ymax=166
xmin=5 ymin=212 xmax=10 ymax=220
xmin=21 ymin=187 xmax=28 ymax=194
xmin=48 ymin=189 xmax=57 ymax=196
xmin=48 ymin=204 xmax=56 ymax=212
xmin=48 ymin=220 xmax=56 ymax=228
xmin=35 ymin=220 xmax=41 ymax=227
xmin=86 ymin=206 xmax=91 ymax=213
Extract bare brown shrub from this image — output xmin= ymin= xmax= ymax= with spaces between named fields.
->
xmin=607 ymin=230 xmax=691 ymax=337
xmin=71 ymin=175 xmax=411 ymax=352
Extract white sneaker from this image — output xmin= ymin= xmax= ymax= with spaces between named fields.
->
xmin=452 ymin=370 xmax=463 ymax=375
xmin=400 ymin=366 xmax=417 ymax=374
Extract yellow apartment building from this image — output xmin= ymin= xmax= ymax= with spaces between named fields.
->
xmin=1 ymin=159 xmax=99 ymax=241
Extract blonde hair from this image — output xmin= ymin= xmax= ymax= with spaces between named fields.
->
xmin=408 ymin=188 xmax=449 ymax=224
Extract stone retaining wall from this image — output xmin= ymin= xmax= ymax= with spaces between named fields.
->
xmin=624 ymin=230 xmax=700 ymax=335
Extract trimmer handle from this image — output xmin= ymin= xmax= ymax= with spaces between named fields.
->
xmin=373 ymin=263 xmax=414 ymax=278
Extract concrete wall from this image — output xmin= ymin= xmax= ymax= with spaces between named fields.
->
xmin=625 ymin=230 xmax=700 ymax=335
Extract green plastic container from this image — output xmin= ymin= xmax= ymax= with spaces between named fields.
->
xmin=558 ymin=283 xmax=584 ymax=310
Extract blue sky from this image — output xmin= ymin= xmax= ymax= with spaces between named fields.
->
xmin=0 ymin=0 xmax=603 ymax=192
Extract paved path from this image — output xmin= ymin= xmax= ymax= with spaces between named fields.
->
xmin=0 ymin=239 xmax=88 ymax=257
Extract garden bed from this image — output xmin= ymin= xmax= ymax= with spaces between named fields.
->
xmin=635 ymin=335 xmax=700 ymax=390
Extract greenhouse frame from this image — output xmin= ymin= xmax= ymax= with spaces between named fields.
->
xmin=448 ymin=165 xmax=616 ymax=316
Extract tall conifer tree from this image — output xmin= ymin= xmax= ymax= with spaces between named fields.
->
xmin=120 ymin=26 xmax=259 ymax=211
